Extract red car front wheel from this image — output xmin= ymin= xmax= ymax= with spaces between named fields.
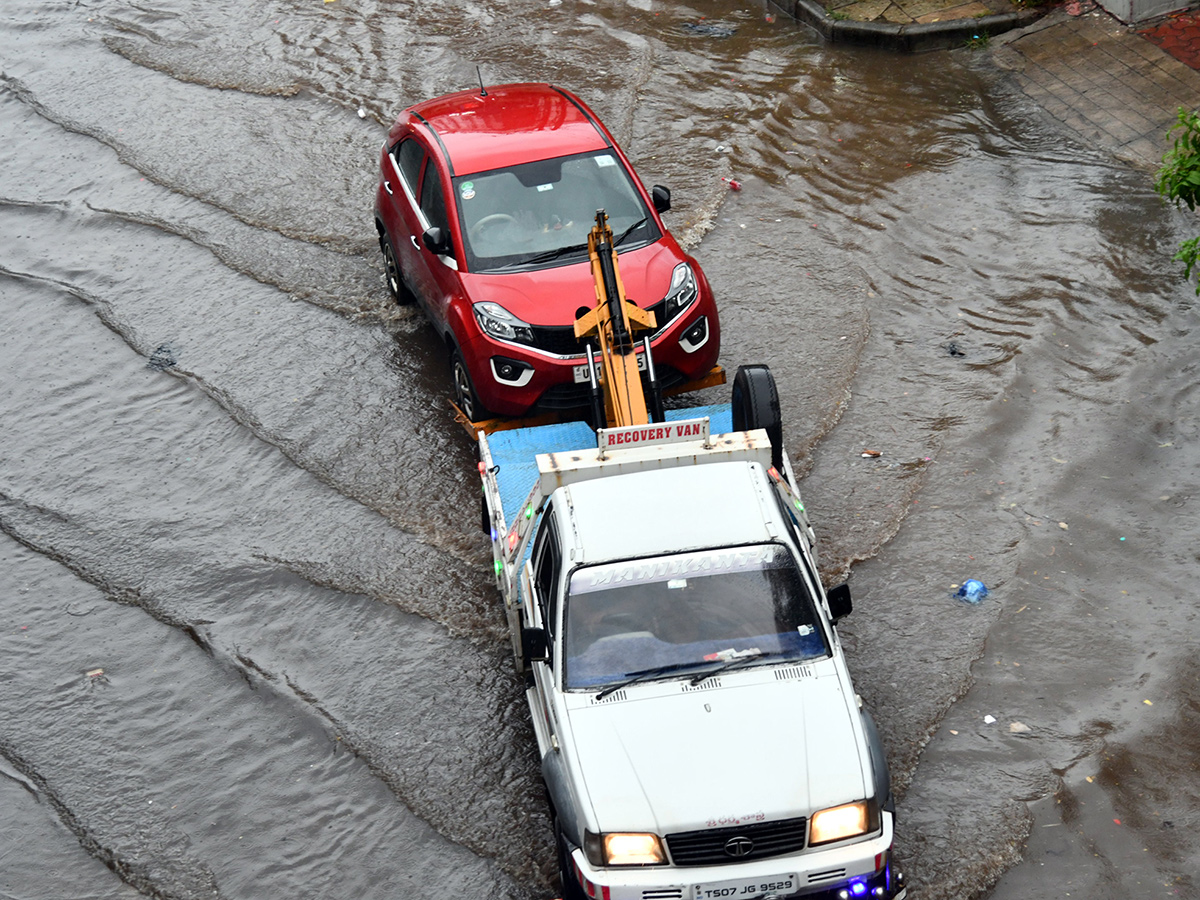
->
xmin=451 ymin=348 xmax=489 ymax=422
xmin=378 ymin=231 xmax=415 ymax=306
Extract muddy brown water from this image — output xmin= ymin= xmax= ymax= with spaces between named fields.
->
xmin=1 ymin=1 xmax=1197 ymax=898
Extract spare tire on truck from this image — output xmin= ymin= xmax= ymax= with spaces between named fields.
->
xmin=731 ymin=364 xmax=783 ymax=471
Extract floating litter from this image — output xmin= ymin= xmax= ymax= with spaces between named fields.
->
xmin=956 ymin=579 xmax=988 ymax=603
xmin=147 ymin=343 xmax=176 ymax=370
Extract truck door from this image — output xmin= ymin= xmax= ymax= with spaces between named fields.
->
xmin=530 ymin=512 xmax=562 ymax=716
xmin=531 ymin=511 xmax=562 ymax=635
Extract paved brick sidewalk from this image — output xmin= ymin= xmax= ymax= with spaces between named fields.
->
xmin=991 ymin=6 xmax=1200 ymax=169
xmin=1140 ymin=10 xmax=1200 ymax=67
xmin=826 ymin=0 xmax=1018 ymax=25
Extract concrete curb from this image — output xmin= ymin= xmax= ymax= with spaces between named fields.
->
xmin=774 ymin=0 xmax=1047 ymax=52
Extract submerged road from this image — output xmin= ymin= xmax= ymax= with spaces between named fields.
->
xmin=1 ymin=1 xmax=1197 ymax=898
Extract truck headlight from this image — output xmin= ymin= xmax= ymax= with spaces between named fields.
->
xmin=584 ymin=830 xmax=666 ymax=866
xmin=809 ymin=800 xmax=880 ymax=846
xmin=660 ymin=263 xmax=698 ymax=324
xmin=474 ymin=302 xmax=535 ymax=345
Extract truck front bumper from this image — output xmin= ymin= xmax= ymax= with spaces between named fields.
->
xmin=566 ymin=815 xmax=904 ymax=900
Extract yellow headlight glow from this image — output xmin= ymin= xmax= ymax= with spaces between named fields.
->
xmin=603 ymin=832 xmax=666 ymax=865
xmin=809 ymin=801 xmax=870 ymax=846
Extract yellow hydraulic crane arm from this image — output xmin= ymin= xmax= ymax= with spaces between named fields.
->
xmin=573 ymin=210 xmax=657 ymax=428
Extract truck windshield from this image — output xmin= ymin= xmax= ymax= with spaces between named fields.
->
xmin=564 ymin=543 xmax=828 ymax=690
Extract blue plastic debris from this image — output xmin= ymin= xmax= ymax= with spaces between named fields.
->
xmin=956 ymin=579 xmax=989 ymax=603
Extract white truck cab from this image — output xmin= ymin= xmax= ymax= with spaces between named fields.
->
xmin=478 ymin=370 xmax=904 ymax=900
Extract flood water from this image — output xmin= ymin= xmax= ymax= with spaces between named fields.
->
xmin=2 ymin=1 xmax=1197 ymax=898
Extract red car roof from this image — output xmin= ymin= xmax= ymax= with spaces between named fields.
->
xmin=408 ymin=83 xmax=611 ymax=177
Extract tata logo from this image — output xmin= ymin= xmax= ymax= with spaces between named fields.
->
xmin=723 ymin=836 xmax=754 ymax=858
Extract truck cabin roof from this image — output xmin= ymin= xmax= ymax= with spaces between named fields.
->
xmin=554 ymin=461 xmax=782 ymax=565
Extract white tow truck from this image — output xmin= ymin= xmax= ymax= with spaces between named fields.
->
xmin=474 ymin=214 xmax=905 ymax=900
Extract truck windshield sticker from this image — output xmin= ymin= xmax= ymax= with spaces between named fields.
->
xmin=572 ymin=545 xmax=776 ymax=593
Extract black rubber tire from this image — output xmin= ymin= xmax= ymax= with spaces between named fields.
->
xmin=731 ymin=364 xmax=783 ymax=470
xmin=451 ymin=347 xmax=489 ymax=422
xmin=555 ymin=817 xmax=588 ymax=900
xmin=378 ymin=230 xmax=415 ymax=305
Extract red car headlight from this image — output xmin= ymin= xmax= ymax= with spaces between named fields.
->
xmin=474 ymin=302 xmax=535 ymax=345
xmin=661 ymin=263 xmax=699 ymax=324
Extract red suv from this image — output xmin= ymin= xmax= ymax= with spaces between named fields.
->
xmin=373 ymin=82 xmax=721 ymax=420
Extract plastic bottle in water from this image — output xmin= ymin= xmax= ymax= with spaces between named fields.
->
xmin=956 ymin=579 xmax=988 ymax=603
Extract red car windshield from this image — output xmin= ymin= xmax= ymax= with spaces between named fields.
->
xmin=453 ymin=150 xmax=659 ymax=273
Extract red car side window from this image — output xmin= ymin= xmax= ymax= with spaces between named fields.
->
xmin=394 ymin=139 xmax=424 ymax=195
xmin=419 ymin=159 xmax=450 ymax=234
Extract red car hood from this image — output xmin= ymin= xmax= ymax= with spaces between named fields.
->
xmin=460 ymin=242 xmax=681 ymax=326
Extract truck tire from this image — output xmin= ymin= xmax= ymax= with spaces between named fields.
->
xmin=555 ymin=817 xmax=588 ymax=900
xmin=731 ymin=364 xmax=783 ymax=470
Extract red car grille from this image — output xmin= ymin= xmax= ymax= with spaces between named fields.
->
xmin=530 ymin=300 xmax=670 ymax=356
xmin=534 ymin=365 xmax=684 ymax=412
xmin=529 ymin=324 xmax=590 ymax=356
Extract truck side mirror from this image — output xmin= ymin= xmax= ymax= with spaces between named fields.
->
xmin=522 ymin=627 xmax=549 ymax=663
xmin=422 ymin=226 xmax=452 ymax=255
xmin=651 ymin=185 xmax=671 ymax=214
xmin=827 ymin=583 xmax=852 ymax=623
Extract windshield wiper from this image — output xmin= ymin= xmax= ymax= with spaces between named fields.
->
xmin=495 ymin=241 xmax=590 ymax=270
xmin=613 ymin=216 xmax=647 ymax=247
xmin=494 ymin=219 xmax=645 ymax=271
xmin=689 ymin=649 xmax=784 ymax=686
xmin=594 ymin=660 xmax=712 ymax=700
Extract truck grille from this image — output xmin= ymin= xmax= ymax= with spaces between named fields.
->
xmin=806 ymin=867 xmax=847 ymax=884
xmin=665 ymin=816 xmax=807 ymax=867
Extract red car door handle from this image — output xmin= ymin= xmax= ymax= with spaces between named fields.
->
xmin=383 ymin=180 xmax=393 ymax=195
xmin=410 ymin=235 xmax=420 ymax=250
